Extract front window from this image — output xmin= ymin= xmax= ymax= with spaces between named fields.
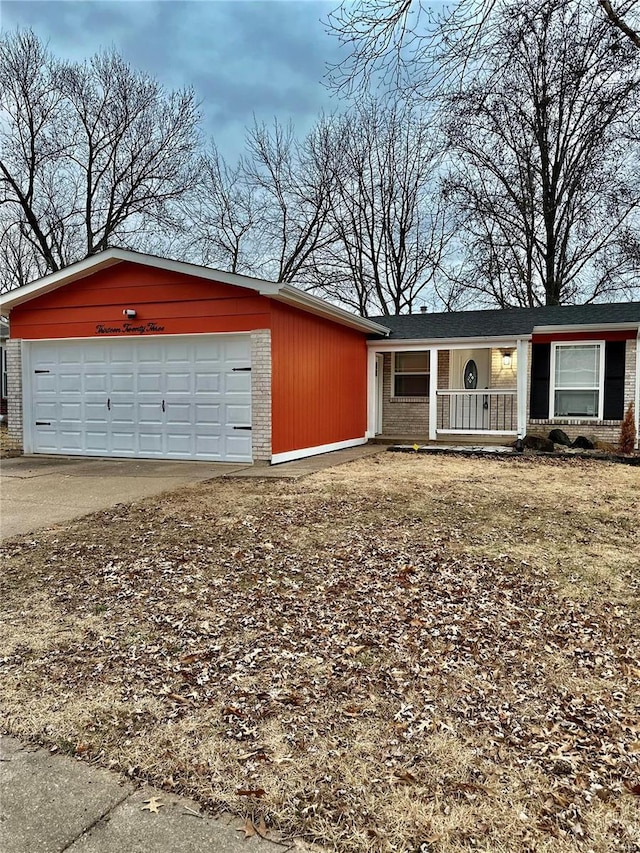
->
xmin=393 ymin=352 xmax=430 ymax=397
xmin=552 ymin=343 xmax=602 ymax=418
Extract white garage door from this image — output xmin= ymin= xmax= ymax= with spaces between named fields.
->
xmin=27 ymin=336 xmax=252 ymax=462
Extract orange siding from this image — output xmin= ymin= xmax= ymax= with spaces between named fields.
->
xmin=10 ymin=262 xmax=271 ymax=340
xmin=270 ymin=302 xmax=368 ymax=455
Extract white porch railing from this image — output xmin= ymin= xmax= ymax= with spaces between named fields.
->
xmin=436 ymin=389 xmax=518 ymax=434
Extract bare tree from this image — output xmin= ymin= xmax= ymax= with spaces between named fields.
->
xmin=183 ymin=143 xmax=259 ymax=275
xmin=442 ymin=1 xmax=640 ymax=306
xmin=328 ymin=0 xmax=640 ymax=306
xmin=0 ymin=30 xmax=68 ymax=276
xmin=327 ymin=0 xmax=640 ymax=98
xmin=241 ymin=118 xmax=336 ymax=283
xmin=0 ymin=30 xmax=200 ymax=286
xmin=599 ymin=0 xmax=640 ymax=46
xmin=309 ymin=101 xmax=450 ymax=316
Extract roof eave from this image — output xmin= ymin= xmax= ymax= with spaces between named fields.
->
xmin=276 ymin=286 xmax=390 ymax=334
xmin=532 ymin=321 xmax=640 ymax=334
xmin=368 ymin=333 xmax=531 ymax=347
xmin=0 ymin=249 xmax=387 ymax=336
xmin=0 ymin=248 xmax=283 ymax=313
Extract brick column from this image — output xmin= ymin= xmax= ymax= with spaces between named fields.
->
xmin=6 ymin=339 xmax=23 ymax=447
xmin=250 ymin=329 xmax=272 ymax=463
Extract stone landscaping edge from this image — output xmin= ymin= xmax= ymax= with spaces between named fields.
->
xmin=386 ymin=445 xmax=640 ymax=465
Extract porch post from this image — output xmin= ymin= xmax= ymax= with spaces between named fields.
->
xmin=516 ymin=338 xmax=528 ymax=439
xmin=635 ymin=330 xmax=639 ymax=449
xmin=429 ymin=347 xmax=438 ymax=441
xmin=366 ymin=347 xmax=377 ymax=438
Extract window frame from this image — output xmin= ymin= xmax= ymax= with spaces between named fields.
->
xmin=549 ymin=341 xmax=605 ymax=420
xmin=392 ymin=351 xmax=430 ymax=399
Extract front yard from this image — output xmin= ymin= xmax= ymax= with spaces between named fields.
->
xmin=1 ymin=454 xmax=638 ymax=852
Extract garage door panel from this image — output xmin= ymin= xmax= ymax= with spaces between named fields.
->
xmin=166 ymin=343 xmax=190 ymax=363
xmin=194 ymin=402 xmax=220 ymax=423
xmin=85 ymin=402 xmax=108 ymax=423
xmin=111 ymin=402 xmax=136 ymax=422
xmin=165 ymin=403 xmax=192 ymax=425
xmin=34 ymin=374 xmax=57 ymax=393
xmin=138 ymin=373 xmax=162 ymax=392
xmin=224 ymin=435 xmax=253 ymax=460
xmin=226 ymin=403 xmax=251 ymax=425
xmin=138 ymin=432 xmax=163 ymax=453
xmin=60 ymin=402 xmax=82 ymax=420
xmin=225 ymin=372 xmax=251 ymax=393
xmin=85 ymin=431 xmax=109 ymax=452
xmin=34 ymin=401 xmax=57 ymax=420
xmin=165 ymin=433 xmax=192 ymax=453
xmin=59 ymin=430 xmax=83 ymax=450
xmin=138 ymin=402 xmax=162 ymax=424
xmin=224 ymin=338 xmax=251 ymax=359
xmin=33 ymin=428 xmax=58 ymax=451
xmin=111 ymin=373 xmax=135 ymax=392
xmin=194 ymin=373 xmax=220 ymax=393
xmin=29 ymin=335 xmax=253 ymax=462
xmin=166 ymin=372 xmax=192 ymax=393
xmin=59 ymin=350 xmax=82 ymax=365
xmin=58 ymin=373 xmax=83 ymax=393
xmin=84 ymin=346 xmax=109 ymax=363
xmin=111 ymin=432 xmax=136 ymax=453
xmin=84 ymin=373 xmax=109 ymax=393
xmin=110 ymin=344 xmax=135 ymax=363
xmin=138 ymin=344 xmax=164 ymax=363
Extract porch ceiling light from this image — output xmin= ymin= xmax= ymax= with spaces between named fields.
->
xmin=501 ymin=349 xmax=512 ymax=368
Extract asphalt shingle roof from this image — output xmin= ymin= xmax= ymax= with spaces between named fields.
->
xmin=370 ymin=302 xmax=640 ymax=339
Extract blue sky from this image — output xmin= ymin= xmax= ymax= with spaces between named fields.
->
xmin=0 ymin=0 xmax=344 ymax=160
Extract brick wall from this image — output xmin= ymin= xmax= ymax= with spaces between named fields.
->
xmin=7 ymin=339 xmax=23 ymax=446
xmin=527 ymin=338 xmax=637 ymax=445
xmin=381 ymin=352 xmax=429 ymax=436
xmin=250 ymin=329 xmax=272 ymax=462
xmin=490 ymin=348 xmax=518 ymax=389
xmin=436 ymin=350 xmax=450 ymax=430
xmin=489 ymin=348 xmax=518 ymax=431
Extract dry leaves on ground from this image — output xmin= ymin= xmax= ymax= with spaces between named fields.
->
xmin=1 ymin=454 xmax=639 ymax=853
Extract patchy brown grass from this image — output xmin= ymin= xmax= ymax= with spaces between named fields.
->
xmin=1 ymin=453 xmax=639 ymax=853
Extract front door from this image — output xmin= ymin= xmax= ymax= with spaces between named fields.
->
xmin=449 ymin=349 xmax=491 ymax=429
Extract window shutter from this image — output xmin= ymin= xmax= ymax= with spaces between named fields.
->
xmin=603 ymin=341 xmax=625 ymax=420
xmin=529 ymin=343 xmax=550 ymax=419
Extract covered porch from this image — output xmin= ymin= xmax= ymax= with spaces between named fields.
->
xmin=367 ymin=339 xmax=529 ymax=443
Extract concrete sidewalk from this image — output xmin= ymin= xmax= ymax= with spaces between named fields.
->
xmin=0 ymin=735 xmax=305 ymax=853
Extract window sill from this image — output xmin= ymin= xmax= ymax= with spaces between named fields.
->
xmin=390 ymin=396 xmax=429 ymax=403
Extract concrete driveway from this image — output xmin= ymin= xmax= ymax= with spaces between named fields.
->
xmin=0 ymin=455 xmax=248 ymax=541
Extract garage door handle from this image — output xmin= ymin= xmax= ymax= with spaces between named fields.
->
xmin=107 ymin=398 xmax=110 ymax=410
xmin=162 ymin=400 xmax=165 ymax=412
xmin=233 ymin=426 xmax=252 ymax=430
xmin=232 ymin=367 xmax=251 ymax=372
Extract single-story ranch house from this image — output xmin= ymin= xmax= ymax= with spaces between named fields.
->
xmin=0 ymin=249 xmax=638 ymax=462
